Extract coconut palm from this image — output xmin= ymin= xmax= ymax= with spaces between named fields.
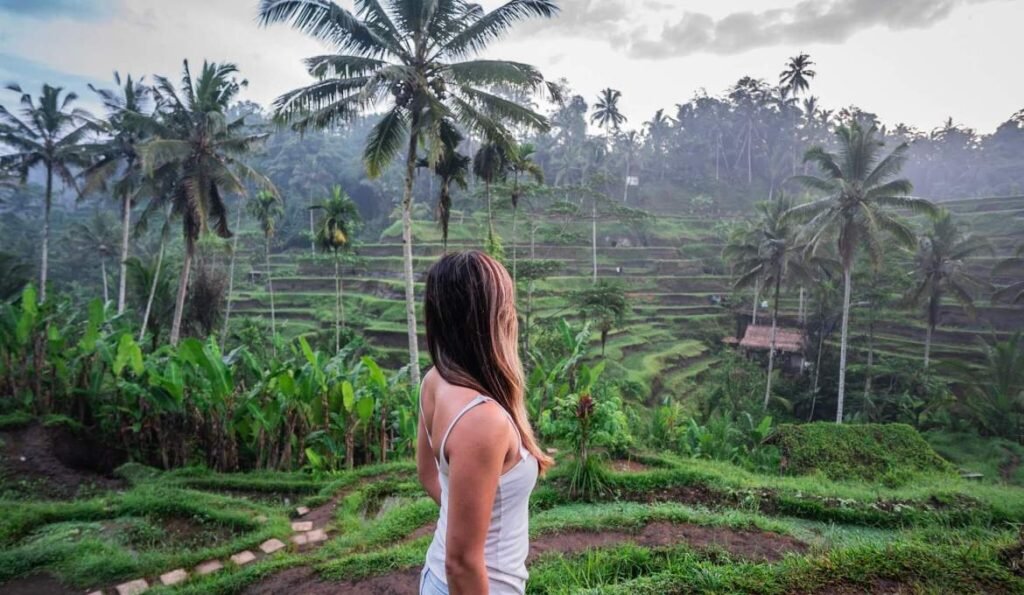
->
xmin=780 ymin=53 xmax=816 ymax=97
xmin=790 ymin=122 xmax=936 ymax=423
xmin=942 ymin=333 xmax=1024 ymax=442
xmin=139 ymin=60 xmax=275 ymax=346
xmin=725 ymin=195 xmax=816 ymax=408
xmin=907 ymin=209 xmax=992 ymax=368
xmin=70 ymin=210 xmax=119 ymax=303
xmin=0 ymin=83 xmax=94 ymax=303
xmin=473 ymin=141 xmax=509 ymax=250
xmin=507 ymin=142 xmax=543 ymax=282
xmin=993 ymin=244 xmax=1024 ymax=304
xmin=248 ymin=190 xmax=285 ymax=353
xmin=260 ymin=0 xmax=557 ymax=386
xmin=419 ymin=124 xmax=470 ymax=252
xmin=312 ymin=186 xmax=361 ymax=353
xmin=590 ymin=88 xmax=626 ymax=132
xmin=82 ymin=72 xmax=153 ymax=315
xmin=723 ymin=220 xmax=763 ymax=325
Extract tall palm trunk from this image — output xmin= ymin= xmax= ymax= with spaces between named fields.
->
xmin=117 ymin=191 xmax=131 ymax=314
xmin=810 ymin=323 xmax=826 ymax=421
xmin=486 ymin=182 xmax=494 ymax=246
xmin=220 ymin=206 xmax=243 ymax=349
xmin=511 ymin=206 xmax=518 ymax=284
xmin=591 ymin=195 xmax=597 ymax=284
xmin=39 ymin=164 xmax=53 ymax=303
xmin=763 ymin=275 xmax=781 ymax=409
xmin=309 ymin=207 xmax=316 ymax=256
xmin=402 ymin=127 xmax=421 ymax=388
xmin=140 ymin=211 xmax=169 ymax=343
xmin=924 ymin=294 xmax=938 ymax=368
xmin=836 ymin=265 xmax=853 ymax=423
xmin=100 ymin=259 xmax=109 ymax=303
xmin=334 ymin=253 xmax=341 ymax=353
xmin=863 ymin=310 xmax=875 ymax=410
xmin=266 ymin=234 xmax=277 ymax=357
xmin=622 ymin=151 xmax=631 ymax=203
xmin=924 ymin=324 xmax=934 ymax=369
xmin=169 ymin=244 xmax=193 ymax=346
xmin=798 ymin=287 xmax=805 ymax=324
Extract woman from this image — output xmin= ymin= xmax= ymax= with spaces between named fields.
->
xmin=417 ymin=251 xmax=553 ymax=594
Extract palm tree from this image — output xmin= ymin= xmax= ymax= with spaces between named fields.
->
xmin=616 ymin=129 xmax=640 ymax=203
xmin=780 ymin=53 xmax=816 ymax=97
xmin=590 ymin=88 xmax=626 ymax=132
xmin=942 ymin=333 xmax=1024 ymax=443
xmin=506 ymin=142 xmax=543 ymax=282
xmin=82 ymin=73 xmax=153 ymax=315
xmin=0 ymin=84 xmax=93 ymax=303
xmin=248 ymin=190 xmax=285 ymax=353
xmin=260 ymin=0 xmax=557 ymax=387
xmin=644 ymin=109 xmax=674 ymax=180
xmin=723 ymin=220 xmax=763 ymax=325
xmin=420 ymin=125 xmax=470 ymax=252
xmin=993 ymin=244 xmax=1024 ymax=304
xmin=790 ymin=122 xmax=936 ymax=423
xmin=907 ymin=209 xmax=992 ymax=368
xmin=70 ymin=210 xmax=119 ymax=303
xmin=312 ymin=186 xmax=361 ymax=353
xmin=473 ymin=141 xmax=509 ymax=250
xmin=725 ymin=195 xmax=814 ymax=407
xmin=140 ymin=60 xmax=275 ymax=346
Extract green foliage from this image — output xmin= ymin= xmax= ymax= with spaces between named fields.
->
xmin=771 ymin=423 xmax=954 ymax=482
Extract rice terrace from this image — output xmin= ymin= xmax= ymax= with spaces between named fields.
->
xmin=1 ymin=0 xmax=1024 ymax=593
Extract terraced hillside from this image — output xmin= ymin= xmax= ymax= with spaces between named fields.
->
xmin=229 ymin=195 xmax=1024 ymax=401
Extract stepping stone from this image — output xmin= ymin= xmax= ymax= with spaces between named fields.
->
xmin=306 ymin=528 xmax=328 ymax=544
xmin=159 ymin=569 xmax=188 ymax=586
xmin=87 ymin=591 xmax=103 ymax=595
xmin=230 ymin=550 xmax=257 ymax=566
xmin=295 ymin=506 xmax=310 ymax=516
xmin=291 ymin=521 xmax=313 ymax=532
xmin=115 ymin=579 xmax=149 ymax=595
xmin=260 ymin=538 xmax=287 ymax=554
xmin=195 ymin=560 xmax=223 ymax=575
xmin=291 ymin=533 xmax=309 ymax=546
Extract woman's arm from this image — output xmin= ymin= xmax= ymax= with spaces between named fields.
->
xmin=416 ymin=405 xmax=441 ymax=505
xmin=444 ymin=405 xmax=509 ymax=595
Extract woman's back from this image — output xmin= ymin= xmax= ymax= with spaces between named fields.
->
xmin=419 ymin=369 xmax=538 ymax=594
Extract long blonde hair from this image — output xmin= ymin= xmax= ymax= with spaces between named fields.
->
xmin=424 ymin=251 xmax=553 ymax=472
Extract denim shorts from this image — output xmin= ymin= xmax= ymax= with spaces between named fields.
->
xmin=421 ymin=567 xmax=449 ymax=595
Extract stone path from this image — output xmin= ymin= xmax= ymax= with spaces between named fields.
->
xmin=92 ymin=503 xmax=333 ymax=595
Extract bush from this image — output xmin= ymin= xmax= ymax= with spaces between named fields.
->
xmin=770 ymin=422 xmax=955 ymax=482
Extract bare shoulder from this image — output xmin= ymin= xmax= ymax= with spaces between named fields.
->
xmin=445 ymin=399 xmax=512 ymax=452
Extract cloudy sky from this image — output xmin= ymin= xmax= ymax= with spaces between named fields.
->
xmin=0 ymin=0 xmax=1020 ymax=134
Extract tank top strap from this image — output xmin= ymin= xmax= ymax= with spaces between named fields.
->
xmin=438 ymin=395 xmax=491 ymax=471
xmin=477 ymin=396 xmax=526 ymax=454
xmin=418 ymin=376 xmax=433 ymax=450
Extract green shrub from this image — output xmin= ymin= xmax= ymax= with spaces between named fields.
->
xmin=770 ymin=423 xmax=955 ymax=481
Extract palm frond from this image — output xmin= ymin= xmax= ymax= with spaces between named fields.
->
xmin=363 ymin=106 xmax=408 ymax=178
xmin=441 ymin=0 xmax=558 ymax=58
xmin=258 ymin=0 xmax=397 ymax=58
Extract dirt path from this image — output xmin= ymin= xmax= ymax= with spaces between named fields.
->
xmin=244 ymin=521 xmax=806 ymax=594
xmin=0 ymin=573 xmax=79 ymax=595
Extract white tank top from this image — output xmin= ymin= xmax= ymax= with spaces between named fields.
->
xmin=422 ymin=393 xmax=539 ymax=594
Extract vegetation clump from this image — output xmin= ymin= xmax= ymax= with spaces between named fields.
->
xmin=771 ymin=422 xmax=954 ymax=482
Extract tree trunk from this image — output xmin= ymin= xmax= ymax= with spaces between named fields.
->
xmin=623 ymin=151 xmax=631 ymax=203
xmin=511 ymin=206 xmax=518 ymax=285
xmin=266 ymin=234 xmax=277 ymax=357
xmin=810 ymin=324 xmax=826 ymax=421
xmin=751 ymin=279 xmax=760 ymax=326
xmin=117 ymin=191 xmax=131 ymax=314
xmin=334 ymin=254 xmax=341 ymax=353
xmin=763 ymin=275 xmax=781 ymax=409
xmin=100 ymin=259 xmax=109 ymax=304
xmin=798 ymin=287 xmax=805 ymax=324
xmin=924 ymin=324 xmax=933 ymax=369
xmin=486 ymin=182 xmax=494 ymax=247
xmin=863 ymin=311 xmax=875 ymax=413
xmin=220 ymin=205 xmax=243 ymax=349
xmin=836 ymin=265 xmax=853 ymax=423
xmin=40 ymin=164 xmax=52 ymax=303
xmin=309 ymin=208 xmax=316 ymax=256
xmin=169 ymin=244 xmax=193 ymax=346
xmin=140 ymin=225 xmax=167 ymax=343
xmin=402 ymin=128 xmax=422 ymax=388
xmin=591 ymin=195 xmax=598 ymax=284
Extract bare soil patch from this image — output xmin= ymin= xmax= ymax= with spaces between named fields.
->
xmin=609 ymin=459 xmax=651 ymax=473
xmin=245 ymin=521 xmax=805 ymax=594
xmin=0 ymin=424 xmax=125 ymax=499
xmin=0 ymin=573 xmax=78 ymax=595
